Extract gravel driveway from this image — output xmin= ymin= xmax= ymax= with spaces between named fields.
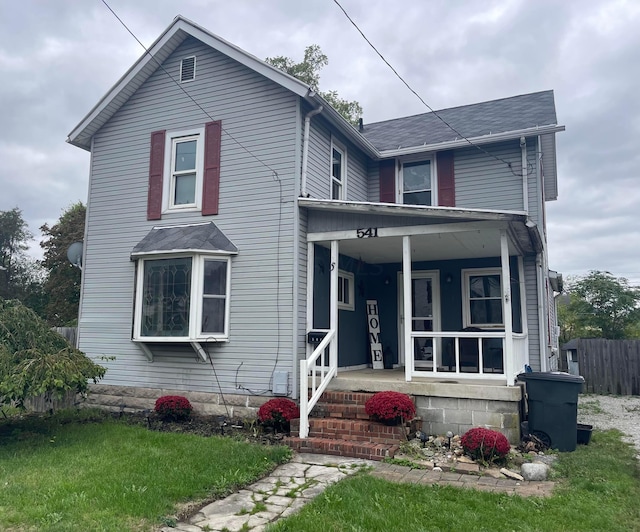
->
xmin=578 ymin=394 xmax=640 ymax=456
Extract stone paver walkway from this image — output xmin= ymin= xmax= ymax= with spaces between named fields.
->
xmin=161 ymin=454 xmax=374 ymax=532
xmin=161 ymin=454 xmax=555 ymax=532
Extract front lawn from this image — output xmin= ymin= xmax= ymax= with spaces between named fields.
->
xmin=0 ymin=410 xmax=290 ymax=531
xmin=268 ymin=430 xmax=640 ymax=532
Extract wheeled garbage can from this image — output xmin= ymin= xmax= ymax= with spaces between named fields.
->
xmin=518 ymin=371 xmax=585 ymax=452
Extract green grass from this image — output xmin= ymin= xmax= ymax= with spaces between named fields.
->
xmin=0 ymin=410 xmax=290 ymax=531
xmin=578 ymin=398 xmax=605 ymax=415
xmin=268 ymin=430 xmax=640 ymax=532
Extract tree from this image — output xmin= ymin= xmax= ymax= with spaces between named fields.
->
xmin=0 ymin=207 xmax=44 ymax=310
xmin=40 ymin=202 xmax=86 ymax=326
xmin=558 ymin=271 xmax=640 ymax=341
xmin=0 ymin=298 xmax=105 ymax=409
xmin=266 ymin=45 xmax=363 ymax=126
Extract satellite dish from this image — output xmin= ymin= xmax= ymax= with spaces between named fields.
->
xmin=67 ymin=242 xmax=83 ymax=270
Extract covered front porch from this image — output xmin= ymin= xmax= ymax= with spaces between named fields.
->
xmin=299 ymin=200 xmax=543 ymax=439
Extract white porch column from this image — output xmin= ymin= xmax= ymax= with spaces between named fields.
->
xmin=402 ymin=236 xmax=412 ymax=382
xmin=305 ymin=242 xmax=315 ymax=359
xmin=500 ymin=230 xmax=514 ymax=385
xmin=329 ymin=240 xmax=339 ymax=370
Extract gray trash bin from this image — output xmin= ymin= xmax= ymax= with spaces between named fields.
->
xmin=518 ymin=371 xmax=585 ymax=452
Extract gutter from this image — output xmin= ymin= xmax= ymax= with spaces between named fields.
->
xmin=377 ymin=125 xmax=565 ymax=159
xmin=521 ymin=136 xmax=528 ymax=214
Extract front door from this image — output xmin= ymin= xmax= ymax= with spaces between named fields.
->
xmin=398 ymin=271 xmax=441 ymax=368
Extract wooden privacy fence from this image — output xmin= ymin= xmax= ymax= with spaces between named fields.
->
xmin=54 ymin=327 xmax=78 ymax=347
xmin=577 ymin=339 xmax=640 ymax=396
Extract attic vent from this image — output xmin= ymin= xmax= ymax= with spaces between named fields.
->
xmin=180 ymin=56 xmax=196 ymax=82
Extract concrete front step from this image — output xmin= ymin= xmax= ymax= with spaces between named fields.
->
xmin=285 ymin=436 xmax=399 ymax=461
xmin=290 ymin=418 xmax=408 ymax=445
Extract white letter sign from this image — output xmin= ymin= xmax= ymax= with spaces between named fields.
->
xmin=367 ymin=299 xmax=384 ymax=369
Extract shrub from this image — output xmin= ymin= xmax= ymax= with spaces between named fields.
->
xmin=257 ymin=398 xmax=300 ymax=425
xmin=365 ymin=391 xmax=416 ymax=422
xmin=461 ymin=427 xmax=511 ymax=463
xmin=154 ymin=395 xmax=193 ymax=422
xmin=0 ymin=298 xmax=106 ymax=409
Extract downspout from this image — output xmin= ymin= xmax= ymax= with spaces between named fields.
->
xmin=300 ymin=105 xmax=323 ymax=197
xmin=520 ymin=136 xmax=528 ymax=214
xmin=536 ymin=255 xmax=548 ymax=372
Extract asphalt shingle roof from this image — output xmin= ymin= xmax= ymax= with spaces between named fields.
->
xmin=361 ymin=90 xmax=557 ymax=152
xmin=132 ymin=222 xmax=237 ymax=255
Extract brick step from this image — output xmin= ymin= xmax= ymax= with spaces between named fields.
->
xmin=284 ymin=436 xmax=399 ymax=461
xmin=290 ymin=418 xmax=408 ymax=444
xmin=310 ymin=402 xmax=370 ymax=419
xmin=312 ymin=391 xmax=377 ymax=406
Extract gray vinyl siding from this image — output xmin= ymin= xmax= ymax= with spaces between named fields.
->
xmin=454 ymin=140 xmax=524 ymax=212
xmin=303 ymin=111 xmax=369 ymax=201
xmin=526 ymin=137 xmax=540 ymax=224
xmin=540 ymin=133 xmax=558 ymax=201
xmin=524 ymin=255 xmax=541 ymax=371
xmin=78 ymin=37 xmax=299 ymax=396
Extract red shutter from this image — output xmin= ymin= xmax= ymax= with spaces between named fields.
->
xmin=147 ymin=130 xmax=166 ymax=220
xmin=379 ymin=159 xmax=396 ymax=203
xmin=437 ymin=151 xmax=455 ymax=207
xmin=202 ymin=120 xmax=222 ymax=216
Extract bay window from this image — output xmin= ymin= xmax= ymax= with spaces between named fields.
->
xmin=135 ymin=253 xmax=230 ymax=341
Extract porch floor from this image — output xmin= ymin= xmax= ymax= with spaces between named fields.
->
xmin=330 ymin=367 xmax=522 ymax=401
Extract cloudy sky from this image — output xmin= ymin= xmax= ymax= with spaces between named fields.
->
xmin=1 ymin=0 xmax=639 ymax=284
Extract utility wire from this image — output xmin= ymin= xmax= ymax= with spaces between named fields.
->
xmin=99 ymin=0 xmax=279 ymax=177
xmin=332 ymin=0 xmax=525 ymax=175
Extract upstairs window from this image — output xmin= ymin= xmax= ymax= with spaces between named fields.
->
xmin=462 ymin=268 xmax=503 ymax=328
xmin=164 ymin=128 xmax=205 ymax=212
xmin=401 ymin=159 xmax=433 ymax=205
xmin=330 ymin=139 xmax=346 ymax=200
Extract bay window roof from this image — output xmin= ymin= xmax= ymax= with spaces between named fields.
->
xmin=131 ymin=221 xmax=237 ymax=258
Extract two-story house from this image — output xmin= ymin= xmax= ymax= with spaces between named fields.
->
xmin=68 ymin=16 xmax=564 ymax=447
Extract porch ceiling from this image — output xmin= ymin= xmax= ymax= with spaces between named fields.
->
xmin=302 ymin=199 xmax=541 ymax=263
xmin=335 ymin=229 xmax=506 ymax=263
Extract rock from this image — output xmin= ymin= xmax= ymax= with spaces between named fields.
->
xmin=433 ymin=466 xmax=443 ymax=472
xmin=500 ymin=468 xmax=524 ymax=481
xmin=433 ymin=437 xmax=445 ymax=448
xmin=453 ymin=448 xmax=463 ymax=456
xmin=484 ymin=468 xmax=504 ymax=479
xmin=521 ymin=463 xmax=549 ymax=481
xmin=525 ymin=441 xmax=537 ymax=452
xmin=457 ymin=456 xmax=475 ymax=464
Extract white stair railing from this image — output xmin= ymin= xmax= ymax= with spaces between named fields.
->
xmin=299 ymin=329 xmax=336 ymax=439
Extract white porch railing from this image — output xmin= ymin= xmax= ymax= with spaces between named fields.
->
xmin=408 ymin=331 xmax=528 ymax=384
xmin=299 ymin=329 xmax=337 ymax=439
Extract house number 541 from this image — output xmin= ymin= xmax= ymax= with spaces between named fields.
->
xmin=356 ymin=227 xmax=378 ymax=238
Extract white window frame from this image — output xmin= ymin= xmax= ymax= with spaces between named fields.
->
xmin=163 ymin=127 xmax=205 ymax=213
xmin=330 ymin=137 xmax=347 ymax=200
xmin=133 ymin=252 xmax=232 ymax=342
xmin=337 ymin=270 xmax=355 ymax=311
xmin=399 ymin=155 xmax=436 ymax=206
xmin=462 ymin=268 xmax=504 ymax=329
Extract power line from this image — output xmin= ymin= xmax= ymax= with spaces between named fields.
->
xmin=331 ymin=0 xmax=525 ymax=176
xmin=99 ymin=0 xmax=279 ymax=178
